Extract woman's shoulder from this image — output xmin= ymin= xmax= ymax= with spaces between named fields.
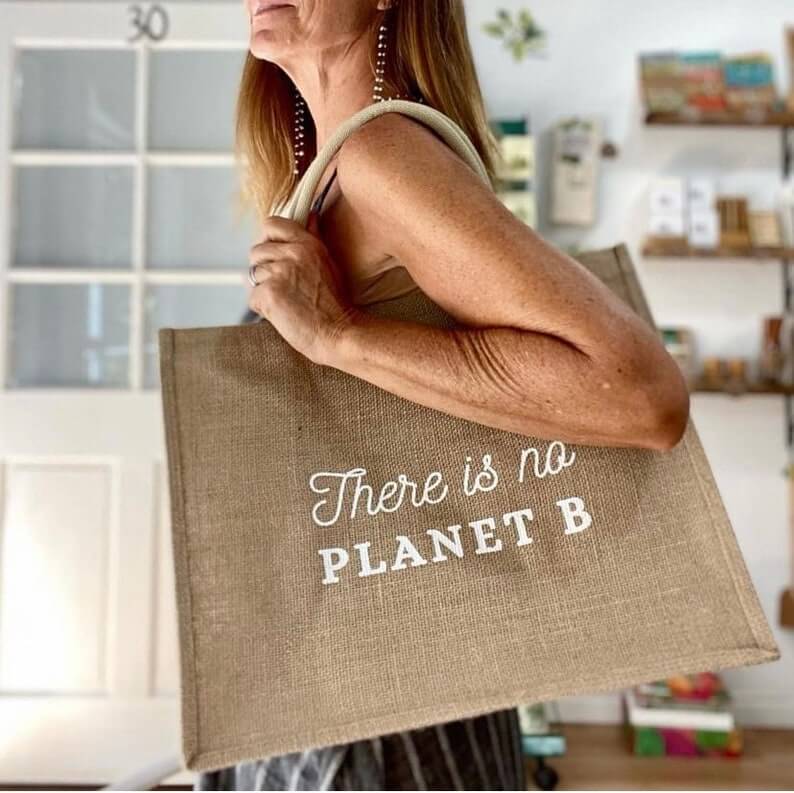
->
xmin=335 ymin=107 xmax=465 ymax=201
xmin=341 ymin=107 xmax=445 ymax=154
xmin=332 ymin=106 xmax=483 ymax=264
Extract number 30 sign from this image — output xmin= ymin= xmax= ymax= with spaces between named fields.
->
xmin=127 ymin=4 xmax=169 ymax=42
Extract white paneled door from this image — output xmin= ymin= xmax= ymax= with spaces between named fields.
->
xmin=0 ymin=3 xmax=258 ymax=784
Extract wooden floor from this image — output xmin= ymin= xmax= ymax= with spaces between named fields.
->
xmin=3 ymin=724 xmax=792 ymax=790
xmin=536 ymin=724 xmax=794 ymax=790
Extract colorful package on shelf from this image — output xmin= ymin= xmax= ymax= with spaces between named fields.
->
xmin=639 ymin=51 xmax=685 ymax=113
xmin=517 ymin=703 xmax=567 ymax=758
xmin=522 ymin=733 xmax=566 ymax=757
xmin=635 ymin=672 xmax=730 ymax=708
xmin=630 ymin=725 xmax=743 ymax=758
xmin=495 ymin=133 xmax=535 ymax=183
xmin=626 ymin=678 xmax=742 ymax=759
xmin=625 ymin=675 xmax=738 ymax=751
xmin=680 ymin=51 xmax=726 ymax=112
xmin=491 ymin=117 xmax=536 ymax=228
xmin=660 ymin=327 xmax=696 ymax=388
xmin=723 ymin=53 xmax=777 ymax=111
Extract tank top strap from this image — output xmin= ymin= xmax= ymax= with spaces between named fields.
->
xmin=310 ymin=166 xmax=338 ymax=215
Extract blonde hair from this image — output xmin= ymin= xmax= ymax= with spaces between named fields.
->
xmin=233 ymin=0 xmax=501 ymax=224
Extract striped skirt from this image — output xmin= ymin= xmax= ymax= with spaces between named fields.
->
xmin=194 ymin=708 xmax=526 ymax=791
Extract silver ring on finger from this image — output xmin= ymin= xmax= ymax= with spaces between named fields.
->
xmin=247 ymin=263 xmax=260 ymax=287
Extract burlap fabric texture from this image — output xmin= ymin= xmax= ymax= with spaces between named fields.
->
xmin=158 ymin=100 xmax=779 ymax=771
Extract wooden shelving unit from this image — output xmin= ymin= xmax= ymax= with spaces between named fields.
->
xmin=642 ymin=240 xmax=794 ymax=260
xmin=642 ymin=110 xmax=794 ymax=411
xmin=646 ymin=108 xmax=794 ymax=128
xmin=691 ymin=380 xmax=794 ymax=396
xmin=644 ymin=108 xmax=794 ymax=627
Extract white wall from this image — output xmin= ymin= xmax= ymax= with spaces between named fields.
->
xmin=466 ymin=0 xmax=794 ymax=726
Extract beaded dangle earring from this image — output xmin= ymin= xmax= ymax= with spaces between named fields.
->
xmin=291 ymin=2 xmax=423 ymax=175
xmin=373 ymin=8 xmax=403 ymax=102
xmin=292 ymin=86 xmax=306 ymax=176
xmin=372 ymin=5 xmax=424 ymax=105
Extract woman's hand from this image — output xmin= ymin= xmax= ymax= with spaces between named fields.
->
xmin=246 ymin=211 xmax=359 ymax=365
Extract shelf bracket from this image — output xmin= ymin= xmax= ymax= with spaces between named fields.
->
xmin=782 ymin=127 xmax=794 ymax=452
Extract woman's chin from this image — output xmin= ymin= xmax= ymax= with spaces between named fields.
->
xmin=249 ymin=35 xmax=289 ymax=61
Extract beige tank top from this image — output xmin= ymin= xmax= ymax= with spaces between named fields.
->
xmin=311 ymin=165 xmax=420 ymax=307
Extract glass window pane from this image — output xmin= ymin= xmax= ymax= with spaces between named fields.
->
xmin=13 ymin=49 xmax=136 ymax=150
xmin=13 ymin=166 xmax=134 ymax=269
xmin=143 ymin=284 xmax=247 ymax=388
xmin=148 ymin=50 xmax=245 ymax=151
xmin=8 ymin=284 xmax=130 ymax=388
xmin=146 ymin=166 xmax=257 ymax=269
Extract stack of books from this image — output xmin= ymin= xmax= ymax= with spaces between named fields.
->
xmin=624 ymin=673 xmax=742 ymax=758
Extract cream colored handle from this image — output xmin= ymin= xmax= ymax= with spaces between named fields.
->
xmin=279 ymin=99 xmax=491 ymax=227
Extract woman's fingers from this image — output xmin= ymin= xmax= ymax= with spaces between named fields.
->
xmin=245 ymin=214 xmax=327 ymax=304
xmin=258 ymin=215 xmax=298 ymax=240
xmin=249 ymin=214 xmax=315 ymax=267
xmin=248 ymin=242 xmax=276 ymax=266
xmin=248 ymin=241 xmax=307 ymax=270
xmin=259 ymin=215 xmax=317 ymax=244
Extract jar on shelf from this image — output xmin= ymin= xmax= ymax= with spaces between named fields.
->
xmin=759 ymin=316 xmax=784 ymax=386
xmin=700 ymin=356 xmax=725 ymax=390
xmin=725 ymin=358 xmax=749 ymax=395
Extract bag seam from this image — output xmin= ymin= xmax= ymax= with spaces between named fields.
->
xmin=185 ymin=644 xmax=776 ymax=771
xmin=159 ymin=328 xmax=201 ymax=765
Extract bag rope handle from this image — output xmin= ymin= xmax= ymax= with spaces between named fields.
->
xmin=278 ymin=99 xmax=492 ymax=227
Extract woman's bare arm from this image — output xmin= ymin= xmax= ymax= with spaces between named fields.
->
xmin=319 ymin=114 xmax=690 ymax=450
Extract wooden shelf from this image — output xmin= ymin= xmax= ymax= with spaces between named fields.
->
xmin=692 ymin=381 xmax=794 ymax=396
xmin=642 ymin=240 xmax=794 ymax=260
xmin=645 ymin=108 xmax=794 ymax=127
xmin=643 ymin=101 xmax=794 ymax=477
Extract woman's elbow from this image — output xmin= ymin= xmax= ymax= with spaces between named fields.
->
xmin=637 ymin=365 xmax=691 ymax=452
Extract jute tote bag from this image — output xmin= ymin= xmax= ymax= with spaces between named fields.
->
xmin=158 ymin=100 xmax=779 ymax=772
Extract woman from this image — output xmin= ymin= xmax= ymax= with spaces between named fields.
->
xmin=198 ymin=0 xmax=690 ymax=789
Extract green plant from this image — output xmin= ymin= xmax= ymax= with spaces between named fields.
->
xmin=482 ymin=7 xmax=546 ymax=62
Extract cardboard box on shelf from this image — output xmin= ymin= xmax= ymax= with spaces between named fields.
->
xmin=717 ymin=196 xmax=751 ymax=248
xmin=749 ymin=211 xmax=783 ymax=248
